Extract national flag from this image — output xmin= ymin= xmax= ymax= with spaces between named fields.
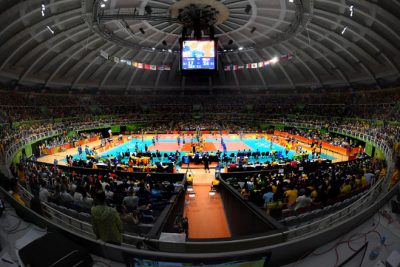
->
xmin=132 ymin=62 xmax=138 ymax=68
xmin=164 ymin=65 xmax=171 ymax=70
xmin=126 ymin=60 xmax=131 ymax=66
xmin=224 ymin=65 xmax=231 ymax=71
xmin=157 ymin=65 xmax=165 ymax=70
xmin=287 ymin=53 xmax=293 ymax=60
xmin=100 ymin=50 xmax=108 ymax=59
xmin=150 ymin=65 xmax=157 ymax=70
xmin=246 ymin=63 xmax=252 ymax=69
xmin=237 ymin=65 xmax=244 ymax=70
xmin=251 ymin=63 xmax=258 ymax=69
xmin=113 ymin=56 xmax=120 ymax=63
xmin=137 ymin=63 xmax=143 ymax=69
xmin=144 ymin=64 xmax=150 ymax=70
xmin=232 ymin=65 xmax=238 ymax=71
xmin=264 ymin=60 xmax=270 ymax=65
xmin=258 ymin=62 xmax=264 ymax=68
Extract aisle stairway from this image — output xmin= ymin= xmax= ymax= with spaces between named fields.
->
xmin=180 ymin=169 xmax=231 ymax=239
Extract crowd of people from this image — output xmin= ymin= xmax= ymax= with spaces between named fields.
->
xmin=225 ymin=157 xmax=385 ymax=219
xmin=9 ymin=161 xmax=181 ymax=237
xmin=0 ymin=86 xmax=398 ymax=245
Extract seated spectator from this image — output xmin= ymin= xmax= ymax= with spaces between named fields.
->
xmin=123 ymin=189 xmax=139 ymax=212
xmin=39 ymin=180 xmax=50 ymax=203
xmin=295 ymin=189 xmax=312 ymax=211
xmin=285 ymin=184 xmax=298 ymax=208
xmin=262 ymin=186 xmax=274 ymax=209
xmin=340 ymin=179 xmax=352 ymax=195
xmin=9 ymin=178 xmax=25 ymax=206
xmin=91 ymin=190 xmax=122 ymax=244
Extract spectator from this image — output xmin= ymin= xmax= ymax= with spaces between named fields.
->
xmin=91 ymin=190 xmax=122 ymax=244
xmin=295 ymin=189 xmax=313 ymax=211
xmin=122 ymin=189 xmax=139 ymax=212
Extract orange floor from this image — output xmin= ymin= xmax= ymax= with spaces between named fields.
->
xmin=184 ymin=182 xmax=231 ymax=239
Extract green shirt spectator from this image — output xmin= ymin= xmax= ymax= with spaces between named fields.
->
xmin=91 ymin=190 xmax=122 ymax=244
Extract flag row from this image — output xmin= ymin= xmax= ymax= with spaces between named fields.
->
xmin=223 ymin=53 xmax=293 ymax=71
xmin=100 ymin=50 xmax=171 ymax=71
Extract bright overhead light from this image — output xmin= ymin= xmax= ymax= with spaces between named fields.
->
xmin=167 ymin=49 xmax=172 ymax=53
xmin=270 ymin=56 xmax=279 ymax=64
xmin=103 ymin=0 xmax=108 ymax=2
xmin=46 ymin=25 xmax=54 ymax=34
xmin=152 ymin=47 xmax=155 ymax=51
xmin=100 ymin=3 xmax=105 ymax=8
xmin=289 ymin=0 xmax=294 ymax=2
xmin=341 ymin=26 xmax=348 ymax=34
xmin=349 ymin=5 xmax=354 ymax=17
xmin=238 ymin=47 xmax=243 ymax=51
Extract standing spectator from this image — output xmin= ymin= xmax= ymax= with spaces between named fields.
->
xmin=91 ymin=190 xmax=122 ymax=244
xmin=203 ymin=152 xmax=210 ymax=173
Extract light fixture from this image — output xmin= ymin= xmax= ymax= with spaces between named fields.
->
xmin=167 ymin=49 xmax=172 ymax=53
xmin=152 ymin=47 xmax=155 ymax=51
xmin=341 ymin=26 xmax=348 ymax=35
xmin=100 ymin=3 xmax=105 ymax=8
xmin=349 ymin=5 xmax=354 ymax=17
xmin=41 ymin=4 xmax=45 ymax=16
xmin=238 ymin=47 xmax=243 ymax=51
xmin=289 ymin=0 xmax=294 ymax=2
xmin=188 ymin=193 xmax=196 ymax=198
xmin=46 ymin=25 xmax=54 ymax=34
xmin=270 ymin=56 xmax=279 ymax=64
xmin=187 ymin=186 xmax=194 ymax=192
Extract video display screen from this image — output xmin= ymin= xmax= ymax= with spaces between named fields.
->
xmin=181 ymin=40 xmax=216 ymax=70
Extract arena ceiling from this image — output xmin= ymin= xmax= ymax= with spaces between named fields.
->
xmin=0 ymin=0 xmax=399 ymax=91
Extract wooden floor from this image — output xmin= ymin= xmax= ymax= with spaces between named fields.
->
xmin=183 ymin=169 xmax=231 ymax=239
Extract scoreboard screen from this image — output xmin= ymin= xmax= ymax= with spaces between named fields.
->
xmin=181 ymin=40 xmax=216 ymax=70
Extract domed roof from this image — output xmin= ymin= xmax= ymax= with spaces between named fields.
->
xmin=0 ymin=0 xmax=399 ymax=91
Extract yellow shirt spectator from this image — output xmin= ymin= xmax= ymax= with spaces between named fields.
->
xmin=340 ymin=182 xmax=352 ymax=194
xmin=285 ymin=189 xmax=298 ymax=206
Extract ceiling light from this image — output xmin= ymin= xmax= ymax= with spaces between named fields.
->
xmin=152 ymin=47 xmax=155 ymax=51
xmin=238 ymin=47 xmax=243 ymax=51
xmin=100 ymin=3 xmax=105 ymax=8
xmin=289 ymin=0 xmax=294 ymax=2
xmin=349 ymin=5 xmax=354 ymax=17
xmin=341 ymin=26 xmax=348 ymax=35
xmin=46 ymin=25 xmax=54 ymax=34
xmin=270 ymin=56 xmax=279 ymax=64
xmin=168 ymin=49 xmax=172 ymax=53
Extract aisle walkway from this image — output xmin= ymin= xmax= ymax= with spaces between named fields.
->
xmin=181 ymin=170 xmax=231 ymax=239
